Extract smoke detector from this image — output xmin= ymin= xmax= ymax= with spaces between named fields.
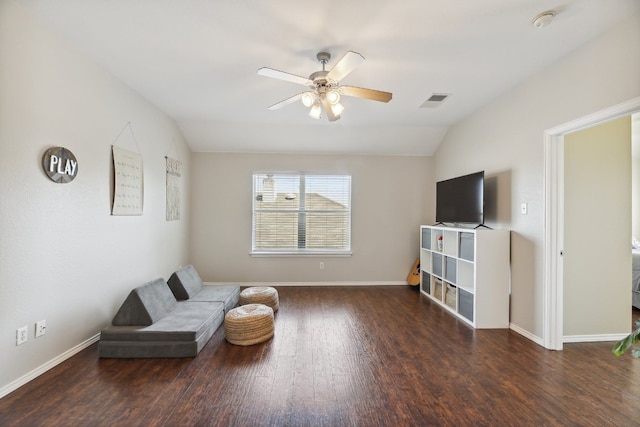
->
xmin=532 ymin=11 xmax=556 ymax=29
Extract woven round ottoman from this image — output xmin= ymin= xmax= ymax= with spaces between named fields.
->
xmin=224 ymin=304 xmax=274 ymax=346
xmin=239 ymin=286 xmax=279 ymax=312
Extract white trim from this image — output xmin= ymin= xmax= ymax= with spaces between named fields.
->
xmin=543 ymin=133 xmax=564 ymax=350
xmin=563 ymin=334 xmax=628 ymax=343
xmin=543 ymin=97 xmax=640 ymax=351
xmin=510 ymin=322 xmax=544 ymax=347
xmin=0 ymin=333 xmax=100 ymax=399
xmin=204 ymin=281 xmax=407 ymax=287
xmin=250 ymin=251 xmax=352 ymax=257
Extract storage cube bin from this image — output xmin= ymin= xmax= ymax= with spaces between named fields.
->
xmin=433 ymin=279 xmax=443 ymax=301
xmin=432 ymin=253 xmax=443 ymax=278
xmin=421 ymin=272 xmax=430 ymax=293
xmin=445 ymin=284 xmax=457 ymax=310
xmin=459 ymin=288 xmax=474 ymax=321
xmin=421 ymin=228 xmax=431 ymax=249
xmin=459 ymin=232 xmax=475 ymax=261
xmin=445 ymin=257 xmax=456 ymax=283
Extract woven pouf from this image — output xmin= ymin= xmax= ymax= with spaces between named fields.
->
xmin=224 ymin=304 xmax=274 ymax=346
xmin=239 ymin=286 xmax=279 ymax=312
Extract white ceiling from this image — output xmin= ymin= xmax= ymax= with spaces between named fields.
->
xmin=18 ymin=0 xmax=640 ymax=156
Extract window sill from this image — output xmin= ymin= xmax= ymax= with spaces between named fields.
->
xmin=250 ymin=251 xmax=352 ymax=257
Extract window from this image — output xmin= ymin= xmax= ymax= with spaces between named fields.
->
xmin=252 ymin=173 xmax=351 ymax=255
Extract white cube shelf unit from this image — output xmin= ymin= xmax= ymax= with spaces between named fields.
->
xmin=419 ymin=225 xmax=510 ymax=328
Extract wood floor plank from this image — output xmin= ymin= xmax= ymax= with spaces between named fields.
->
xmin=1 ymin=286 xmax=640 ymax=426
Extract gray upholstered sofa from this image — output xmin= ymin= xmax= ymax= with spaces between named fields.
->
xmin=99 ymin=266 xmax=239 ymax=358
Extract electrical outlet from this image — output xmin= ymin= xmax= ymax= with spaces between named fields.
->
xmin=16 ymin=326 xmax=28 ymax=346
xmin=319 ymin=262 xmax=325 ymax=270
xmin=521 ymin=203 xmax=528 ymax=215
xmin=35 ymin=320 xmax=46 ymax=338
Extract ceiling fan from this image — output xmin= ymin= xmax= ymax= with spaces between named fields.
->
xmin=257 ymin=51 xmax=392 ymax=122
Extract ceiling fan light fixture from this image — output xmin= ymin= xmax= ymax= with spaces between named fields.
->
xmin=301 ymin=92 xmax=316 ymax=107
xmin=327 ymin=89 xmax=341 ymax=105
xmin=309 ymin=102 xmax=322 ymax=119
xmin=258 ymin=50 xmax=392 ymax=122
xmin=331 ymin=102 xmax=344 ymax=116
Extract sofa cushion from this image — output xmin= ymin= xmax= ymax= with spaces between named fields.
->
xmin=112 ymin=278 xmax=177 ymax=326
xmin=194 ymin=285 xmax=241 ymax=313
xmin=167 ymin=265 xmax=203 ymax=300
xmin=102 ymin=301 xmax=224 ymax=341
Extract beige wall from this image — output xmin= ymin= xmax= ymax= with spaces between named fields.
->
xmin=0 ymin=1 xmax=191 ymax=395
xmin=189 ymin=153 xmax=433 ymax=283
xmin=433 ymin=11 xmax=640 ymax=340
xmin=564 ymin=117 xmax=631 ymax=336
xmin=633 ymin=156 xmax=640 ymax=239
xmin=632 ymin=114 xmax=640 ymax=238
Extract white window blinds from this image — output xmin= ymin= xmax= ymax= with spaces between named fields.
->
xmin=252 ymin=173 xmax=352 ymax=254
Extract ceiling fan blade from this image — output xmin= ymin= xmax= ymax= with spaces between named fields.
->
xmin=257 ymin=67 xmax=313 ymax=86
xmin=326 ymin=51 xmax=365 ymax=82
xmin=267 ymin=93 xmax=304 ymax=110
xmin=341 ymin=85 xmax=392 ymax=103
xmin=321 ymin=97 xmax=341 ymax=122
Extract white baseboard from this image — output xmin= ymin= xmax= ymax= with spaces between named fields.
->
xmin=204 ymin=281 xmax=407 ymax=287
xmin=510 ymin=323 xmax=626 ymax=347
xmin=0 ymin=333 xmax=100 ymax=400
xmin=563 ymin=333 xmax=627 ymax=343
xmin=510 ymin=322 xmax=545 ymax=347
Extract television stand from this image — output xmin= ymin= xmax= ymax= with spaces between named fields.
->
xmin=419 ymin=224 xmax=510 ymax=328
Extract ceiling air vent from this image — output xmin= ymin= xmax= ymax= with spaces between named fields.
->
xmin=420 ymin=93 xmax=451 ymax=108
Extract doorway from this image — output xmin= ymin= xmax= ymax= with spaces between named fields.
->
xmin=543 ymin=97 xmax=640 ymax=351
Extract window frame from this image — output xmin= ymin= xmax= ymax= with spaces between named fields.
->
xmin=251 ymin=171 xmax=352 ymax=257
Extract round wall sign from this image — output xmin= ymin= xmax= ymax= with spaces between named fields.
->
xmin=43 ymin=147 xmax=78 ymax=183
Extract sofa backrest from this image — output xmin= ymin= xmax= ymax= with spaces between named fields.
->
xmin=112 ymin=278 xmax=177 ymax=326
xmin=167 ymin=265 xmax=204 ymax=300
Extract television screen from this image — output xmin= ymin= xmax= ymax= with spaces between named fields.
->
xmin=435 ymin=171 xmax=484 ymax=224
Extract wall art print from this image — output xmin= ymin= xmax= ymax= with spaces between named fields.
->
xmin=165 ymin=156 xmax=181 ymax=221
xmin=112 ymin=146 xmax=143 ymax=215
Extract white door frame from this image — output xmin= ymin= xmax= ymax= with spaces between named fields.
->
xmin=543 ymin=97 xmax=640 ymax=350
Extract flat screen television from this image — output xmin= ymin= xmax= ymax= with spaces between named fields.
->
xmin=435 ymin=171 xmax=484 ymax=225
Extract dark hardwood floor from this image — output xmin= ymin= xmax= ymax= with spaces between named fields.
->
xmin=1 ymin=286 xmax=639 ymax=426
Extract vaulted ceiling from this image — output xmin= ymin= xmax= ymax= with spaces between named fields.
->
xmin=18 ymin=0 xmax=640 ymax=155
